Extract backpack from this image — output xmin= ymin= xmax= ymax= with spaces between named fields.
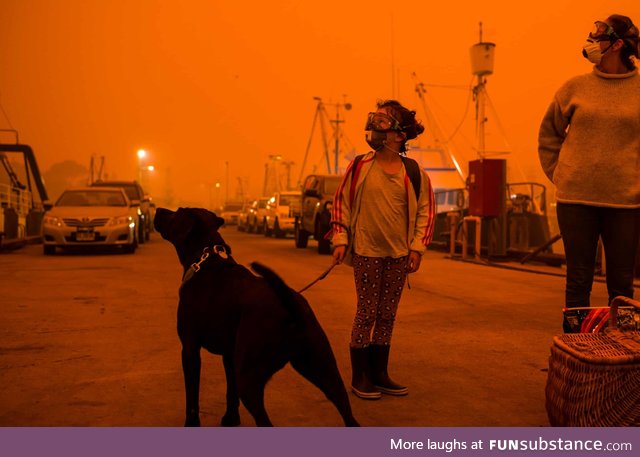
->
xmin=350 ymin=154 xmax=421 ymax=201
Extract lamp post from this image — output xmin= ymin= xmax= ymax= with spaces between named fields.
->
xmin=209 ymin=182 xmax=220 ymax=211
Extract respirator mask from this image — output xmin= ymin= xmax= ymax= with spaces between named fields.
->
xmin=582 ymin=21 xmax=618 ymax=63
xmin=364 ymin=112 xmax=402 ymax=151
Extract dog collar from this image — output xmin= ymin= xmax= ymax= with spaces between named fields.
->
xmin=180 ymin=244 xmax=230 ymax=290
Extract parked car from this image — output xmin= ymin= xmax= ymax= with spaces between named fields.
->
xmin=246 ymin=197 xmax=270 ymax=234
xmin=295 ymin=174 xmax=342 ymax=254
xmin=90 ymin=180 xmax=152 ymax=243
xmin=220 ymin=201 xmax=243 ymax=226
xmin=263 ymin=191 xmax=302 ymax=238
xmin=42 ymin=187 xmax=138 ymax=254
xmin=237 ymin=201 xmax=251 ymax=231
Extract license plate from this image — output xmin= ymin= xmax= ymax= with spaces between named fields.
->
xmin=76 ymin=230 xmax=95 ymax=241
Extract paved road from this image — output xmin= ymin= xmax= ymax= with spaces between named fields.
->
xmin=0 ymin=226 xmax=611 ymax=426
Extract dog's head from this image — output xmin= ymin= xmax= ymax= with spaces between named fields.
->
xmin=154 ymin=207 xmax=229 ymax=266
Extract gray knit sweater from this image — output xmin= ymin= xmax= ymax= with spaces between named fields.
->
xmin=538 ymin=67 xmax=640 ymax=208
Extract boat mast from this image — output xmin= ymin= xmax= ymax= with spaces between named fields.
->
xmin=470 ymin=22 xmax=495 ymax=159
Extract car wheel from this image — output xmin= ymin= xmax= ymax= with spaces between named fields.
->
xmin=263 ymin=220 xmax=272 ymax=237
xmin=138 ymin=220 xmax=146 ymax=244
xmin=123 ymin=240 xmax=137 ymax=254
xmin=318 ymin=237 xmax=331 ymax=255
xmin=316 ymin=219 xmax=331 ymax=255
xmin=295 ymin=219 xmax=309 ymax=248
xmin=274 ymin=218 xmax=285 ymax=238
xmin=43 ymin=245 xmax=56 ymax=255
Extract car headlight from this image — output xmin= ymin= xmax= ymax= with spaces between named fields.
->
xmin=110 ymin=216 xmax=133 ymax=226
xmin=43 ymin=215 xmax=62 ymax=227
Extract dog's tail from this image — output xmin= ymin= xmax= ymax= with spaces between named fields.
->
xmin=250 ymin=262 xmax=306 ymax=322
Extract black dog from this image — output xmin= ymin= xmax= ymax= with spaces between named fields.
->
xmin=154 ymin=207 xmax=358 ymax=427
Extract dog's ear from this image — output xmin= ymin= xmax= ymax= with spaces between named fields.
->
xmin=190 ymin=208 xmax=222 ymax=229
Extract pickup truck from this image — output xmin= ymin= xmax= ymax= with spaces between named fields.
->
xmin=294 ymin=174 xmax=342 ymax=254
xmin=263 ymin=191 xmax=301 ymax=238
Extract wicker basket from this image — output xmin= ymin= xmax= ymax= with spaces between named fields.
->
xmin=545 ymin=296 xmax=640 ymax=426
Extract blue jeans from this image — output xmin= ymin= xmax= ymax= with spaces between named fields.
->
xmin=556 ymin=203 xmax=640 ymax=308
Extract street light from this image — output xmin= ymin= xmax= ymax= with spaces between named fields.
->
xmin=137 ymin=149 xmax=147 ymax=183
xmin=215 ymin=182 xmax=221 ymax=210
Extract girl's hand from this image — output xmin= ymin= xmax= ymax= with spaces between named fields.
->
xmin=333 ymin=245 xmax=347 ymax=264
xmin=407 ymin=251 xmax=422 ymax=273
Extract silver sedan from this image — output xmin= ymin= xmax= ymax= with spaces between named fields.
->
xmin=42 ymin=187 xmax=139 ymax=254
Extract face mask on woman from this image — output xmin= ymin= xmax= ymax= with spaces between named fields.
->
xmin=582 ymin=38 xmax=614 ymax=64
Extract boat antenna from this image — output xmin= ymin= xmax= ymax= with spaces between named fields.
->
xmin=391 ymin=13 xmax=396 ymax=98
xmin=469 ymin=21 xmax=495 ymax=158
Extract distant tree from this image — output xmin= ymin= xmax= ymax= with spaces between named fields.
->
xmin=42 ymin=160 xmax=88 ymax=201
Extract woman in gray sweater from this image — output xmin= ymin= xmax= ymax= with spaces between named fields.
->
xmin=538 ymin=14 xmax=640 ymax=331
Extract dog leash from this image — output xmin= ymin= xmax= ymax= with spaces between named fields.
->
xmin=180 ymin=245 xmax=231 ymax=292
xmin=297 ymin=260 xmax=339 ymax=294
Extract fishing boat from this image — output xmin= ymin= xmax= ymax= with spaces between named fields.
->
xmin=0 ymin=129 xmax=49 ymax=250
xmin=408 ymin=25 xmax=561 ymax=265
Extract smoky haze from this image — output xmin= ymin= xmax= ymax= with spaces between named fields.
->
xmin=1 ymin=0 xmax=638 ymax=207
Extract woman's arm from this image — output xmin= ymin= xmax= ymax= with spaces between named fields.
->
xmin=538 ymin=98 xmax=570 ymax=182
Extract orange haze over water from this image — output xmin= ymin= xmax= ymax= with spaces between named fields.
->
xmin=1 ymin=0 xmax=638 ymax=207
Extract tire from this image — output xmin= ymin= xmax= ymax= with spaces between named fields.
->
xmin=318 ymin=237 xmax=331 ymax=255
xmin=263 ymin=220 xmax=272 ymax=237
xmin=138 ymin=218 xmax=145 ymax=244
xmin=123 ymin=240 xmax=137 ymax=254
xmin=43 ymin=245 xmax=55 ymax=255
xmin=295 ymin=219 xmax=309 ymax=248
xmin=274 ymin=218 xmax=285 ymax=238
xmin=316 ymin=218 xmax=331 ymax=255
xmin=123 ymin=230 xmax=139 ymax=254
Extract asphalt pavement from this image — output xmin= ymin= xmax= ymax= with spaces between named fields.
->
xmin=0 ymin=226 xmax=614 ymax=426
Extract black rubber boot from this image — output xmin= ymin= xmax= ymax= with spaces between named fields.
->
xmin=369 ymin=345 xmax=408 ymax=396
xmin=349 ymin=347 xmax=381 ymax=400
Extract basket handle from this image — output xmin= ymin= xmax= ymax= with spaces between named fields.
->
xmin=609 ymin=296 xmax=640 ymax=329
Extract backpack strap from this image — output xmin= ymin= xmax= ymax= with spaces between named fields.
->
xmin=400 ymin=156 xmax=421 ymax=200
xmin=349 ymin=154 xmax=365 ymax=206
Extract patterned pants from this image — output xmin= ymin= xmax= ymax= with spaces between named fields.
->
xmin=350 ymin=253 xmax=408 ymax=348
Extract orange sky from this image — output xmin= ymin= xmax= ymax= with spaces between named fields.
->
xmin=1 ymin=0 xmax=638 ymax=207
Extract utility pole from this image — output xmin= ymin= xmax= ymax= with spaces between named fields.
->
xmin=329 ymin=97 xmax=351 ymax=175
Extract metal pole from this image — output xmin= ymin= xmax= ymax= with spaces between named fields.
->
xmin=477 ymin=76 xmax=486 ymax=159
xmin=225 ymin=161 xmax=229 ymax=203
xmin=298 ymin=99 xmax=322 ymax=186
xmin=263 ymin=163 xmax=268 ymax=196
xmin=334 ymin=105 xmax=340 ymax=175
